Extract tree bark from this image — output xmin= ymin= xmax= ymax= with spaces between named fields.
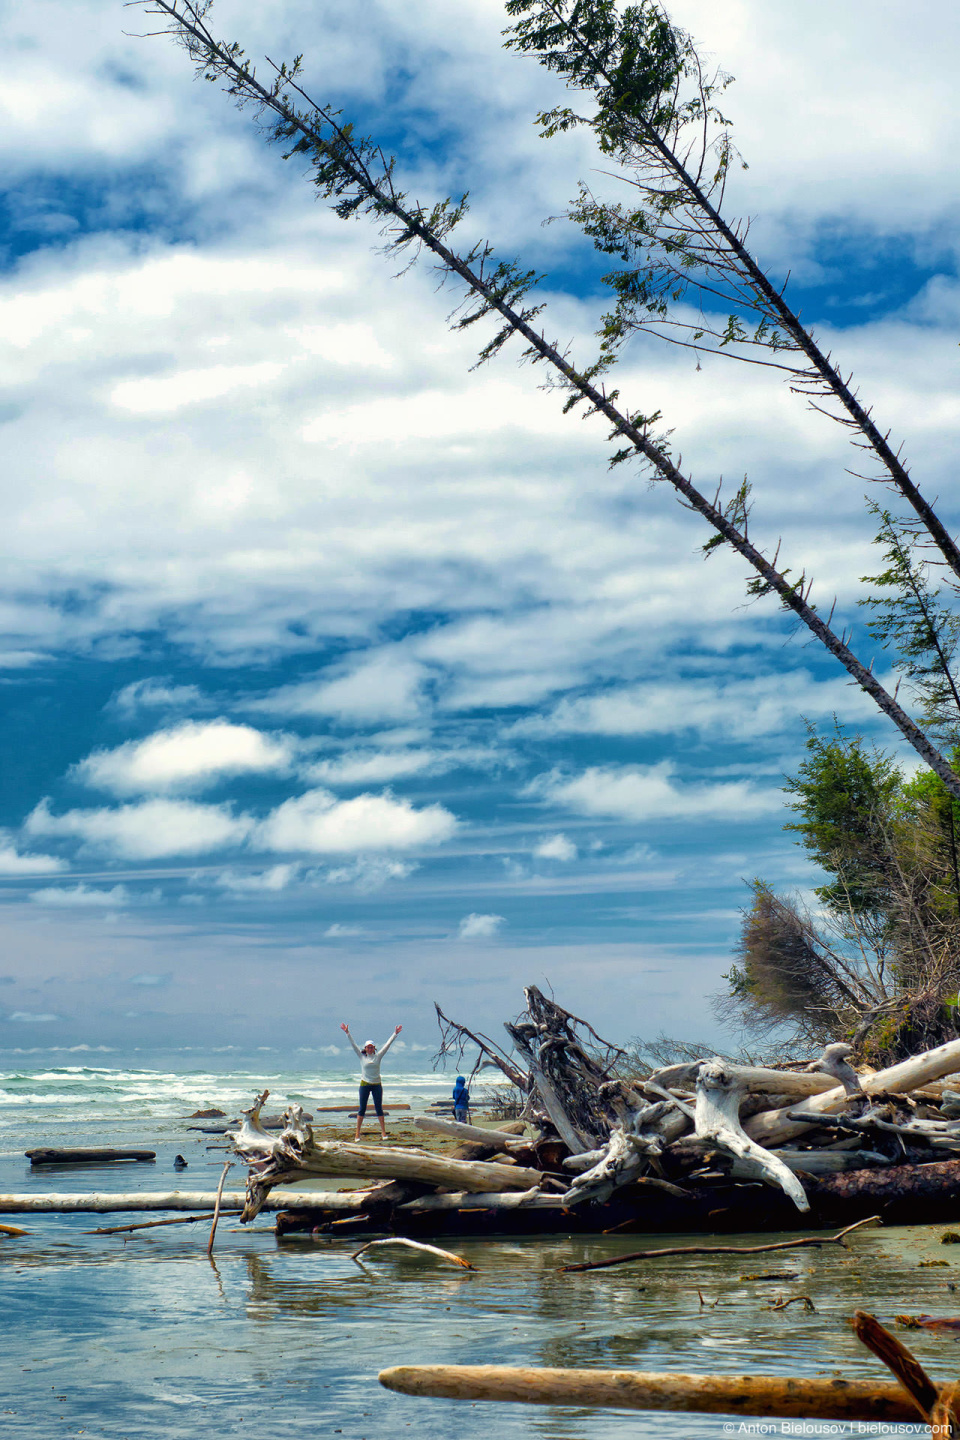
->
xmin=378 ymin=1366 xmax=922 ymax=1421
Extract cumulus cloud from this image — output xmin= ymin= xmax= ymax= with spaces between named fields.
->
xmin=0 ymin=832 xmax=66 ymax=875
xmin=533 ymin=833 xmax=577 ymax=862
xmin=28 ymin=883 xmax=133 ymax=908
xmin=255 ymin=787 xmax=457 ymax=854
xmin=26 ymin=797 xmax=254 ymax=859
xmin=458 ymin=912 xmax=505 ymax=939
xmin=75 ymin=719 xmax=293 ymax=795
xmin=530 ymin=763 xmax=782 ymax=823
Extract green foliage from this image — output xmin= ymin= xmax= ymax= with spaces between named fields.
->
xmin=719 ymin=727 xmax=960 ymax=1059
xmin=503 ymin=0 xmax=796 ymax=377
xmin=860 ymin=505 xmax=960 ymax=746
xmin=783 ymin=729 xmax=902 ymax=914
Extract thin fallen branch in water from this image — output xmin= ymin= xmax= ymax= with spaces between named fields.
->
xmin=207 ymin=1161 xmax=232 ymax=1257
xmin=767 ymin=1294 xmax=816 ymax=1312
xmin=84 ymin=1214 xmax=211 ymax=1235
xmin=561 ymin=1216 xmax=880 ymax=1273
xmin=852 ymin=1310 xmax=957 ymax=1435
xmin=352 ymin=1237 xmax=478 ymax=1271
xmin=0 ymin=1223 xmax=29 ymax=1237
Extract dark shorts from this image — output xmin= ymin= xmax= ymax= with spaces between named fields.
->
xmin=358 ymin=1082 xmax=384 ymax=1118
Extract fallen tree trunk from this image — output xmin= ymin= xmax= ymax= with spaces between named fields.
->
xmin=0 ymin=1189 xmax=379 ymax=1213
xmin=647 ymin=1063 xmax=841 ymax=1097
xmin=26 ymin=1148 xmax=156 ymax=1165
xmin=413 ymin=1116 xmax=532 ymax=1149
xmin=378 ymin=1366 xmax=921 ymax=1421
xmin=748 ymin=1036 xmax=960 ymax=1147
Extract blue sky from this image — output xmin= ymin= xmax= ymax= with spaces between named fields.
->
xmin=1 ymin=0 xmax=959 ymax=1064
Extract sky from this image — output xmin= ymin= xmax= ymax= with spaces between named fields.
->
xmin=1 ymin=0 xmax=958 ymax=1066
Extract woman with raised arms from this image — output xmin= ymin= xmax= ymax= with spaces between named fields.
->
xmin=340 ymin=1022 xmax=402 ymax=1140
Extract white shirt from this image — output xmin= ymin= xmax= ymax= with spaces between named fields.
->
xmin=346 ymin=1029 xmax=398 ymax=1083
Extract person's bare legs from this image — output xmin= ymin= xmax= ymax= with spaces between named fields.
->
xmin=354 ymin=1117 xmax=363 ymax=1141
xmin=378 ymin=1114 xmax=387 ymax=1140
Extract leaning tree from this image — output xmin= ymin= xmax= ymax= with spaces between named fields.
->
xmin=135 ymin=0 xmax=960 ymax=795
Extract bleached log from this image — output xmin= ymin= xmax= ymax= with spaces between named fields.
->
xmin=396 ymin=1187 xmax=564 ymax=1212
xmin=378 ymin=1365 xmax=922 ymax=1421
xmin=559 ymin=1094 xmax=692 ymax=1206
xmin=727 ymin=1149 xmax=891 ymax=1177
xmin=0 ymin=1189 xmax=379 ymax=1213
xmin=562 ymin=1150 xmax=605 ymax=1172
xmin=243 ymin=1140 xmax=545 ymax=1193
xmin=692 ymin=1060 xmax=809 ymax=1212
xmin=229 ymin=1098 xmax=550 ymax=1221
xmin=748 ymin=1036 xmax=960 ymax=1148
xmin=811 ymin=1042 xmax=862 ymax=1096
xmin=413 ymin=1116 xmax=533 ymax=1149
xmin=647 ymin=1063 xmax=840 ymax=1097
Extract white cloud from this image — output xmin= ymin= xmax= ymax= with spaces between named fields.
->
xmin=28 ymin=883 xmax=132 ymax=908
xmin=533 ymin=833 xmax=577 ymax=862
xmin=254 ymin=652 xmax=428 ymax=724
xmin=26 ymin=797 xmax=253 ymax=859
xmin=0 ymin=833 xmax=66 ymax=875
xmin=6 ymin=1011 xmax=60 ymax=1024
xmin=303 ymin=749 xmax=442 ymax=786
xmin=111 ymin=678 xmax=207 ymax=714
xmin=323 ymin=858 xmax=417 ymax=891
xmin=213 ymin=864 xmax=300 ymax=893
xmin=531 ymin=763 xmax=782 ymax=823
xmin=517 ymin=672 xmax=879 ymax=742
xmin=458 ymin=912 xmax=505 ymax=939
xmin=75 ymin=720 xmax=293 ymax=795
xmin=110 ymin=362 xmax=285 ymax=415
xmin=127 ymin=973 xmax=170 ymax=986
xmin=324 ymin=922 xmax=364 ymax=936
xmin=256 ymin=787 xmax=457 ymax=854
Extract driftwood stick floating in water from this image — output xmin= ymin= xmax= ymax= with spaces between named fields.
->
xmin=0 ymin=1223 xmax=29 ymax=1236
xmin=207 ymin=1161 xmax=232 ymax=1256
xmin=352 ymin=1237 xmax=478 ymax=1270
xmin=84 ymin=1214 xmax=214 ymax=1234
xmin=378 ymin=1365 xmax=924 ymax=1421
xmin=26 ymin=1148 xmax=156 ymax=1165
xmin=561 ymin=1216 xmax=881 ymax=1273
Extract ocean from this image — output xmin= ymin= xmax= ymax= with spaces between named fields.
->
xmin=1 ymin=1061 xmax=955 ymax=1439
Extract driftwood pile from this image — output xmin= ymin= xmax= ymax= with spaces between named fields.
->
xmin=230 ymin=987 xmax=960 ymax=1237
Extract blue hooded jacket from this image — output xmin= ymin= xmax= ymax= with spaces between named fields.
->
xmin=452 ymin=1076 xmax=470 ymax=1110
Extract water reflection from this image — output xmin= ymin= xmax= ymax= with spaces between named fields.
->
xmin=5 ymin=1217 xmax=960 ymax=1438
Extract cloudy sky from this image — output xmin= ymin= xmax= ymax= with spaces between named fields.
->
xmin=1 ymin=0 xmax=958 ymax=1063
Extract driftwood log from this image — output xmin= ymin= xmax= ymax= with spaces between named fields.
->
xmin=26 ymin=1148 xmax=156 ymax=1165
xmin=378 ymin=1367 xmax=923 ymax=1421
xmin=228 ymin=1096 xmax=553 ymax=1222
